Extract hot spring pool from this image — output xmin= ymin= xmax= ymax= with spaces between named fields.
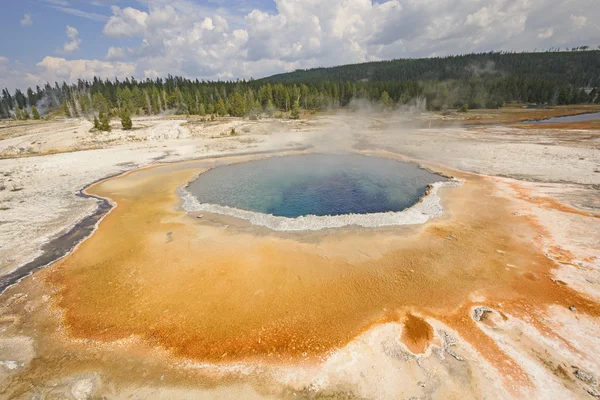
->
xmin=185 ymin=154 xmax=446 ymax=221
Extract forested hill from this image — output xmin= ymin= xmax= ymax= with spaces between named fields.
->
xmin=2 ymin=50 xmax=600 ymax=121
xmin=259 ymin=51 xmax=600 ymax=87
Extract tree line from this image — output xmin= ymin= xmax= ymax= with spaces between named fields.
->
xmin=1 ymin=50 xmax=600 ymax=121
xmin=262 ymin=50 xmax=600 ymax=87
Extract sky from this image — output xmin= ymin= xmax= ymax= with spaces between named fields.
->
xmin=1 ymin=0 xmax=599 ymax=92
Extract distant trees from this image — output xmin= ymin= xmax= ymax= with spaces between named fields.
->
xmin=264 ymin=50 xmax=600 ymax=89
xmin=1 ymin=50 xmax=599 ymax=122
xmin=32 ymin=106 xmax=40 ymax=120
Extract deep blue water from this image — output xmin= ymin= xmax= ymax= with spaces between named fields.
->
xmin=187 ymin=154 xmax=445 ymax=218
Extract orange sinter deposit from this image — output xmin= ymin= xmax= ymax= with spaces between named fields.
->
xmin=44 ymin=154 xmax=600 ymax=379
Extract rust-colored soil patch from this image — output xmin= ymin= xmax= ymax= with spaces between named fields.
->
xmin=43 ymin=156 xmax=600 ymax=385
xmin=400 ymin=314 xmax=434 ymax=354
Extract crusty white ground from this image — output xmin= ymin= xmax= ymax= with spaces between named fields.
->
xmin=0 ymin=117 xmax=313 ymax=275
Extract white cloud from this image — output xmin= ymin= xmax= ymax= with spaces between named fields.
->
xmin=105 ymin=46 xmax=127 ymax=61
xmin=0 ymin=59 xmax=41 ymax=92
xmin=0 ymin=55 xmax=138 ymax=92
xmin=44 ymin=0 xmax=69 ymax=6
xmin=103 ymin=6 xmax=148 ymax=38
xmin=60 ymin=25 xmax=81 ymax=54
xmin=36 ymin=56 xmax=137 ymax=82
xmin=570 ymin=15 xmax=587 ymax=29
xmin=92 ymin=0 xmax=600 ymax=82
xmin=20 ymin=13 xmax=33 ymax=26
xmin=46 ymin=4 xmax=109 ymax=21
xmin=145 ymin=5 xmax=180 ymax=31
xmin=66 ymin=25 xmax=78 ymax=38
xmin=537 ymin=28 xmax=554 ymax=39
xmin=144 ymin=69 xmax=160 ymax=78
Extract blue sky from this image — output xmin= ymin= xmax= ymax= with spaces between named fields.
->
xmin=1 ymin=0 xmax=599 ymax=92
xmin=3 ymin=1 xmax=112 ymax=65
xmin=2 ymin=0 xmax=274 ymax=64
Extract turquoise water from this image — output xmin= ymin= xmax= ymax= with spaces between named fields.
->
xmin=187 ymin=154 xmax=445 ymax=218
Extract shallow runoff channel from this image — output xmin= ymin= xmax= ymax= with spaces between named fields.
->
xmin=0 ymin=178 xmax=114 ymax=295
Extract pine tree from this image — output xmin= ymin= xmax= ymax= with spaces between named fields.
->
xmin=92 ymin=92 xmax=109 ymax=114
xmin=290 ymin=100 xmax=300 ymax=119
xmin=102 ymin=113 xmax=111 ymax=132
xmin=265 ymin=99 xmax=275 ymax=117
xmin=32 ymin=106 xmax=40 ymax=120
xmin=14 ymin=107 xmax=21 ymax=120
xmin=62 ymin=101 xmax=71 ymax=117
xmin=98 ymin=111 xmax=111 ymax=132
xmin=2 ymin=88 xmax=14 ymax=109
xmin=588 ymin=88 xmax=598 ymax=103
xmin=14 ymin=89 xmax=27 ymax=109
xmin=121 ymin=109 xmax=132 ymax=130
xmin=93 ymin=116 xmax=100 ymax=130
xmin=153 ymin=86 xmax=162 ymax=114
xmin=216 ymin=98 xmax=227 ymax=116
xmin=230 ymin=93 xmax=246 ymax=117
xmin=380 ymin=91 xmax=392 ymax=107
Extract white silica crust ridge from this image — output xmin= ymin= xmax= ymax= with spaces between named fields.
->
xmin=179 ymin=179 xmax=462 ymax=231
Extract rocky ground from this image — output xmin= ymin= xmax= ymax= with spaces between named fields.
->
xmin=0 ymin=111 xmax=599 ymax=399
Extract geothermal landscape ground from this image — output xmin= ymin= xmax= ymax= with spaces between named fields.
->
xmin=0 ymin=105 xmax=599 ymax=399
